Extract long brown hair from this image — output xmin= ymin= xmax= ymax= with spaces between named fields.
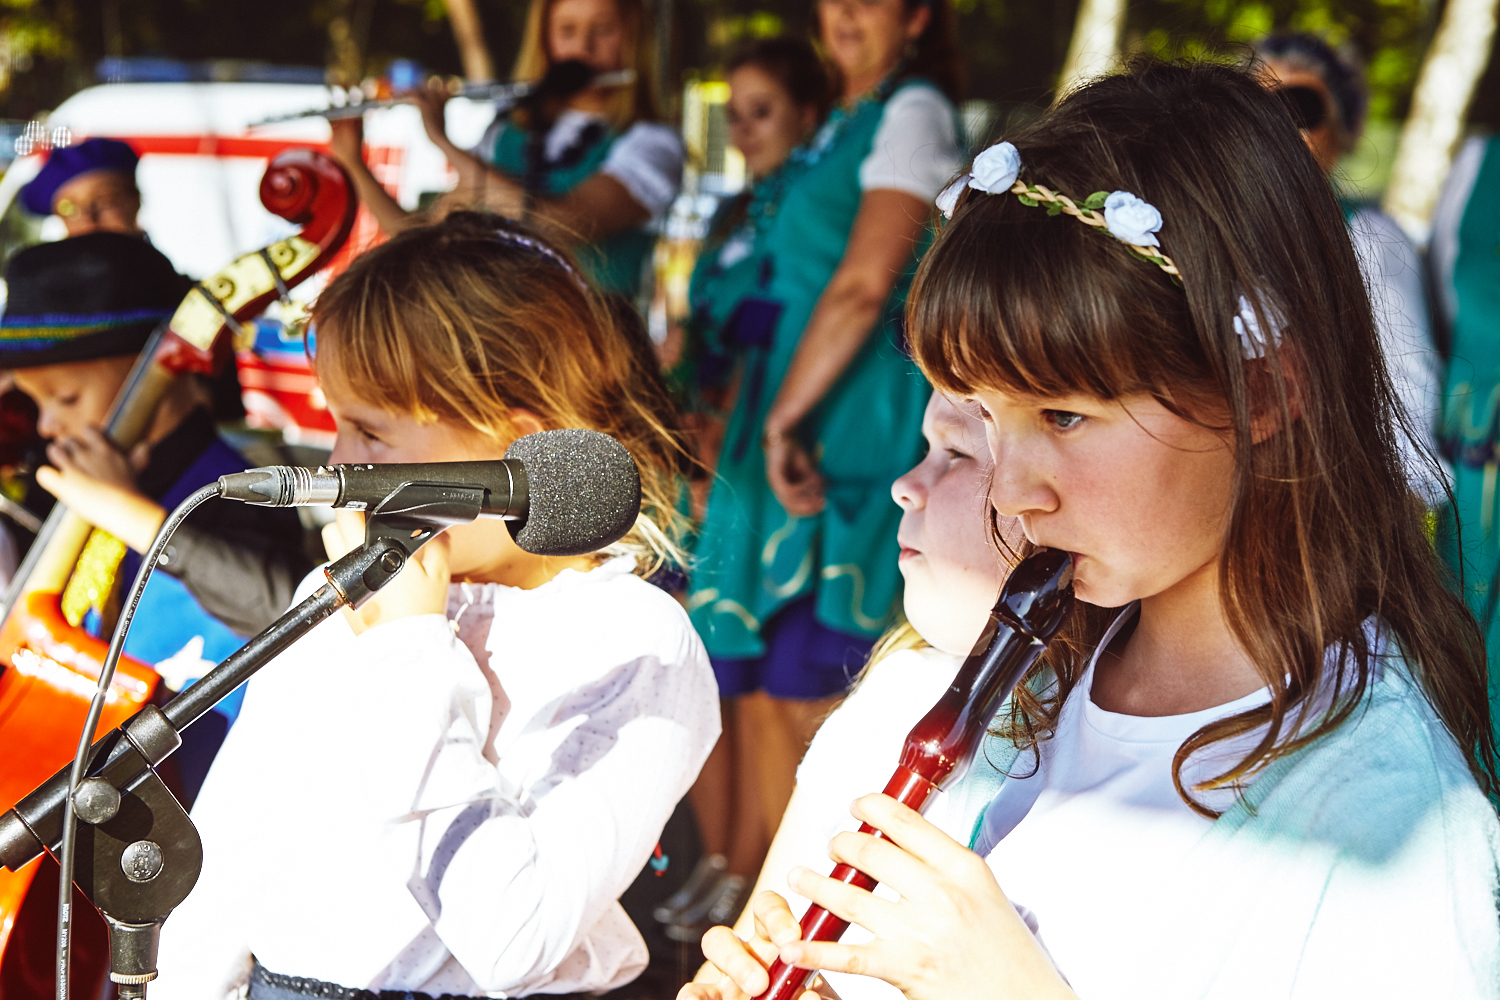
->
xmin=513 ymin=0 xmax=659 ymax=128
xmin=909 ymin=57 xmax=1497 ymax=812
xmin=311 ymin=211 xmax=686 ymax=573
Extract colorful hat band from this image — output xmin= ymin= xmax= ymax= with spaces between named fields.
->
xmin=0 ymin=307 xmax=173 ymax=342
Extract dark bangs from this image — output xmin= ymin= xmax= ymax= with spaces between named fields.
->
xmin=909 ymin=186 xmax=1204 ymax=408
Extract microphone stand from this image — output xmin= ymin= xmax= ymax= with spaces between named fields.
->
xmin=0 ymin=482 xmax=486 ymax=999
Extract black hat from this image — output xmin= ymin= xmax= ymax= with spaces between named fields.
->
xmin=0 ymin=233 xmax=191 ymax=367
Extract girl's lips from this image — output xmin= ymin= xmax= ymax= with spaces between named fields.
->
xmin=898 ymin=546 xmax=920 ymax=561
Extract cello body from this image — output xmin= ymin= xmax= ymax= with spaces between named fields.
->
xmin=0 ymin=149 xmax=354 ymax=998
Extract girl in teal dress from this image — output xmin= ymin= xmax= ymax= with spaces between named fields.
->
xmin=330 ymin=0 xmax=681 ymax=301
xmin=668 ymin=37 xmax=831 ymax=929
xmin=688 ymin=0 xmax=964 ymax=808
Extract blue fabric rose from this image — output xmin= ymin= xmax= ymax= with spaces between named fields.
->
xmin=1103 ymin=191 xmax=1163 ymax=247
xmin=968 ymin=142 xmax=1021 ymax=195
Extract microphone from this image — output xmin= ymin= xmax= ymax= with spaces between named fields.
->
xmin=217 ymin=428 xmax=642 ymax=557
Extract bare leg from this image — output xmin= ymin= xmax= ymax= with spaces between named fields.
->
xmin=687 ymin=699 xmax=735 ymax=859
xmin=751 ymin=693 xmax=843 ymax=846
xmin=727 ymin=693 xmax=770 ymax=877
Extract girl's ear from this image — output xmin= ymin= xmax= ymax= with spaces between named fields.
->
xmin=508 ymin=408 xmax=549 ymax=441
xmin=1245 ymin=347 xmax=1304 ymax=444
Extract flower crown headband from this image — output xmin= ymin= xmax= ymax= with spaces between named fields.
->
xmin=936 ymin=142 xmax=1281 ymax=359
xmin=937 ymin=142 xmax=1180 ymax=278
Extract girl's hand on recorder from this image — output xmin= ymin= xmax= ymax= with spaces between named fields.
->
xmin=680 ymin=892 xmax=821 ymax=1000
xmin=776 ymin=794 xmax=1077 ymax=1000
xmin=323 ymin=510 xmax=452 ymax=634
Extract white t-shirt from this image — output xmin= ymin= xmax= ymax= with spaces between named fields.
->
xmin=789 ymin=646 xmax=976 ymax=1000
xmin=858 ymin=85 xmax=961 ymax=201
xmin=976 ymin=609 xmax=1428 ymax=1000
xmin=155 ymin=557 xmax=720 ymax=1000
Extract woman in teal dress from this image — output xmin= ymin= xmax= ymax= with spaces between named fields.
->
xmin=667 ymin=36 xmax=832 ymax=929
xmin=330 ymin=0 xmax=681 ymax=300
xmin=688 ymin=0 xmax=964 ymax=798
xmin=1433 ymin=134 xmax=1500 ymax=789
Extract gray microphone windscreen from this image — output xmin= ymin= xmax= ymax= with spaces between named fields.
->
xmin=505 ymin=428 xmax=642 ymax=556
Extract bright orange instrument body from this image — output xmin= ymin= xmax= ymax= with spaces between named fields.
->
xmin=0 ymin=149 xmax=354 ymax=998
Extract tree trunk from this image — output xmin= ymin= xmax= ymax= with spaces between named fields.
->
xmin=445 ymin=0 xmax=495 ymax=83
xmin=1383 ymin=0 xmax=1499 ymax=243
xmin=1057 ymin=0 xmax=1126 ymax=98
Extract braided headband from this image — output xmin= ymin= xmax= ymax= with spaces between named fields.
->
xmin=937 ymin=142 xmax=1279 ymax=359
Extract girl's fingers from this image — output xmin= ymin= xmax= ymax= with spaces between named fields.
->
xmin=786 ymin=865 xmax=900 ymax=936
xmin=47 ymin=439 xmax=76 ymax=470
xmin=751 ymin=890 xmax=803 ymax=947
xmin=849 ymin=793 xmax=980 ymax=874
xmin=777 ymin=937 xmax=889 ymax=984
xmin=699 ymin=925 xmax=769 ymax=999
xmin=34 ymin=464 xmax=64 ymax=498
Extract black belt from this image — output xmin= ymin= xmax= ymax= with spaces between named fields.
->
xmin=249 ymin=961 xmax=589 ymax=1000
xmin=250 ymin=961 xmax=470 ymax=1000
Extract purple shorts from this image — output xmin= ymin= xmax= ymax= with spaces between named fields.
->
xmin=711 ymin=594 xmax=873 ymax=700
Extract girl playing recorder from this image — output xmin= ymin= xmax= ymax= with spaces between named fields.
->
xmin=155 ymin=213 xmax=720 ymax=1000
xmin=704 ymin=391 xmax=1024 ymax=1000
xmin=688 ymin=59 xmax=1500 ymax=1000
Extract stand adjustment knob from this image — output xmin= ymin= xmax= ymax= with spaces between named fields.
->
xmin=74 ymin=776 xmax=122 ymax=825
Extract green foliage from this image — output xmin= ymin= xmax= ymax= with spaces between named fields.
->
xmin=1127 ymin=0 xmax=1441 ymax=121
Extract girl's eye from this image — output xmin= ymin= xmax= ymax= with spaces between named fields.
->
xmin=1045 ymin=410 xmax=1086 ymax=431
xmin=355 ymin=425 xmax=383 ymax=444
xmin=945 ymin=447 xmax=971 ymax=462
xmin=57 ymin=394 xmax=80 ymax=407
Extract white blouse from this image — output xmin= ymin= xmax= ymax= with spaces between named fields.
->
xmin=154 ymin=556 xmax=720 ymax=999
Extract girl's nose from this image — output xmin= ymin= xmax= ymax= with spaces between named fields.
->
xmin=891 ymin=468 xmax=926 ymax=511
xmin=985 ymin=444 xmax=1058 ymax=519
xmin=35 ymin=408 xmax=63 ymax=442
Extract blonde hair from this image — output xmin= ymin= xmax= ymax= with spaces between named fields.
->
xmin=513 ymin=0 xmax=659 ymax=129
xmin=311 ymin=211 xmax=687 ymax=574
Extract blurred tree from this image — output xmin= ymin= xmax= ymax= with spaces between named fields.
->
xmin=0 ymin=0 xmax=533 ymax=118
xmin=1126 ymin=0 xmax=1441 ymax=121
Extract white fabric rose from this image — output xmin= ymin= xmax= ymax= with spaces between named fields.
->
xmin=968 ymin=141 xmax=1021 ymax=195
xmin=936 ymin=174 xmax=971 ymax=219
xmin=1103 ymin=191 xmax=1163 ymax=247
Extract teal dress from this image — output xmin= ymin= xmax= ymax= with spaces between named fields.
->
xmin=675 ymin=163 xmax=799 ymax=432
xmin=491 ymin=120 xmax=660 ymax=298
xmin=1436 ymin=136 xmax=1500 ymax=755
xmin=688 ymin=79 xmax=944 ymax=695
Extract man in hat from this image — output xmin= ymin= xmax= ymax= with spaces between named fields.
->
xmin=1 ymin=232 xmax=311 ymax=799
xmin=20 ymin=136 xmax=144 ymax=237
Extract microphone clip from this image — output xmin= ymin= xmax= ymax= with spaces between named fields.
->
xmin=360 ymin=481 xmax=487 ymax=556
